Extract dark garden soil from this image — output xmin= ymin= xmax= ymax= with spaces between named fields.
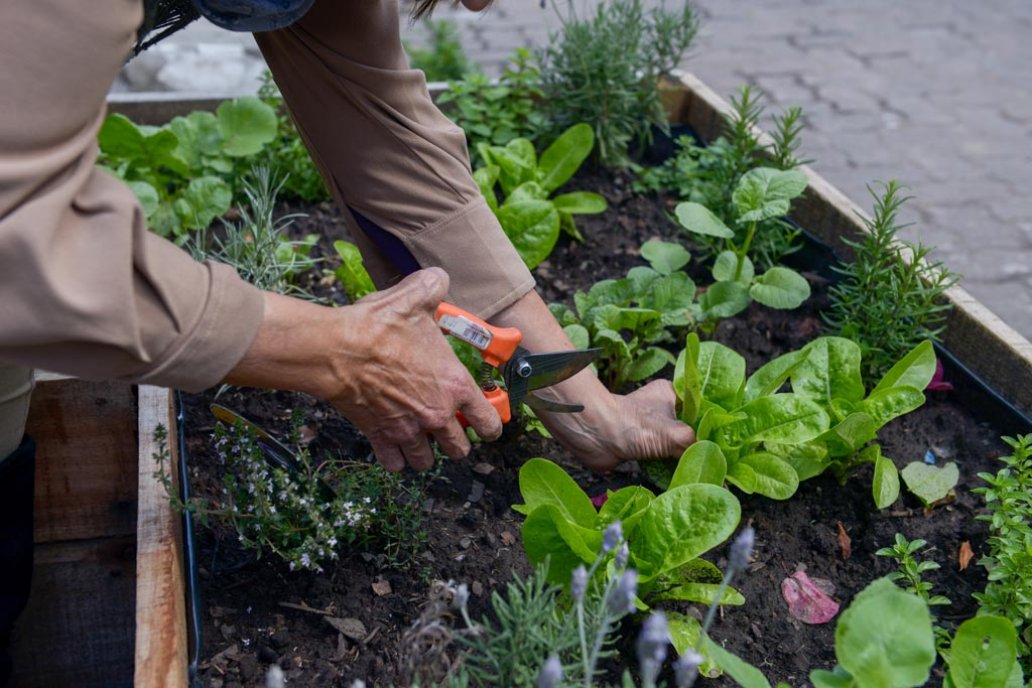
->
xmin=182 ymin=168 xmax=1028 ymax=688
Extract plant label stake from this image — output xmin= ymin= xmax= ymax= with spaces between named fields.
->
xmin=435 ymin=303 xmax=600 ymax=424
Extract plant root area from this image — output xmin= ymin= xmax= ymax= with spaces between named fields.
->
xmin=182 ymin=169 xmax=1023 ymax=687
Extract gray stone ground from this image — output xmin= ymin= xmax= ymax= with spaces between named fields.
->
xmin=115 ymin=1 xmax=1032 ymax=338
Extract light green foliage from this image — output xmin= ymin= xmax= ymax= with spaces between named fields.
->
xmin=549 ymin=239 xmax=697 ymax=389
xmin=973 ymin=434 xmax=1032 ymax=672
xmin=152 ymin=419 xmax=432 ymax=573
xmin=824 ymin=181 xmax=958 ymax=384
xmin=406 ymin=20 xmax=476 ymax=82
xmin=876 ymin=533 xmax=952 ymax=608
xmin=333 ymin=240 xmax=376 ymax=303
xmin=437 ymin=49 xmax=547 ymax=158
xmin=538 ymin=0 xmax=698 ymax=167
xmin=810 ymin=579 xmax=935 ymax=688
xmin=475 ymin=124 xmax=606 ymax=269
xmin=99 ymin=97 xmax=279 ymax=240
xmin=675 ymin=166 xmax=811 ymax=320
xmin=636 ymin=86 xmax=808 ymax=268
xmin=185 ymin=167 xmax=318 ymax=296
xmin=256 ymin=71 xmax=331 ymax=203
xmin=513 ymin=458 xmax=741 ymax=607
xmin=900 ymin=461 xmax=960 ymax=506
xmin=944 ymin=616 xmax=1024 ymax=688
xmin=645 ymin=336 xmax=935 ymax=506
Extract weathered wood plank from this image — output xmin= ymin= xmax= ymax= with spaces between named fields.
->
xmin=134 ymin=385 xmax=188 ymax=688
xmin=9 ymin=537 xmax=136 ymax=688
xmin=25 ymin=379 xmax=138 ymax=543
xmin=668 ymin=70 xmax=1032 ymax=419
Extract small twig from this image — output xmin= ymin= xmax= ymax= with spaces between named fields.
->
xmin=279 ymin=601 xmax=333 ymax=616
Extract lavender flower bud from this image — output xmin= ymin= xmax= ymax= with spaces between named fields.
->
xmin=607 ymin=569 xmax=638 ymax=616
xmin=636 ymin=612 xmax=670 ymax=686
xmin=614 ymin=542 xmax=630 ymax=570
xmin=452 ymin=583 xmax=470 ymax=611
xmin=729 ymin=526 xmax=755 ymax=574
xmin=673 ymin=649 xmax=703 ymax=688
xmin=571 ymin=565 xmax=588 ymax=602
xmin=537 ymin=654 xmax=564 ymax=688
xmin=602 ymin=521 xmax=623 ymax=553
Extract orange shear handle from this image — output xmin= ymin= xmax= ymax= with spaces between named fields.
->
xmin=435 ymin=303 xmax=522 ymax=369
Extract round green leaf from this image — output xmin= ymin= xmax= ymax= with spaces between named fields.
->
xmin=749 ymin=267 xmax=811 ymax=309
xmin=900 ymin=461 xmax=959 ymax=506
xmin=669 ymin=440 xmax=727 ymax=489
xmin=946 ymin=615 xmax=1018 ymax=688
xmin=514 ymin=457 xmax=596 ymax=526
xmin=712 ymin=250 xmax=754 ymax=284
xmin=700 ymin=281 xmax=751 ymax=320
xmin=216 ymin=96 xmax=278 ymax=157
xmin=495 ymin=200 xmax=560 ymax=269
xmin=126 ymin=180 xmax=160 ymax=218
xmin=537 ymin=122 xmax=594 ymax=193
xmin=177 ymin=176 xmax=232 ymax=230
xmin=872 ymin=450 xmax=901 ymax=510
xmin=719 ymin=394 xmax=830 ymax=446
xmin=675 ymin=202 xmax=735 ymax=238
xmin=726 ymin=452 xmax=799 ymax=499
xmin=641 ymin=239 xmax=692 ymax=275
xmin=552 ymin=191 xmax=607 ymax=214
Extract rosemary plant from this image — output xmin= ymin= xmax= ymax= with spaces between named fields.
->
xmin=538 ymin=0 xmax=698 ymax=167
xmin=823 ymin=181 xmax=958 ymax=384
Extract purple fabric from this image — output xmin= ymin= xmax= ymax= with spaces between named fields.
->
xmin=348 ymin=206 xmax=421 ymax=276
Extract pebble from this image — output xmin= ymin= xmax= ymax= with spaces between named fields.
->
xmin=467 ymin=480 xmax=485 ymax=503
xmin=471 ymin=462 xmax=495 ymax=475
xmin=471 ymin=581 xmax=484 ymax=596
xmin=459 ymin=536 xmax=473 ymax=550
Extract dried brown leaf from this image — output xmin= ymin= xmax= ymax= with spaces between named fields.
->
xmin=836 ymin=522 xmax=852 ymax=560
xmin=958 ymin=541 xmax=974 ymax=571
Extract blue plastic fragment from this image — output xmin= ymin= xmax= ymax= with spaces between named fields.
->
xmin=924 ymin=449 xmax=937 ymax=465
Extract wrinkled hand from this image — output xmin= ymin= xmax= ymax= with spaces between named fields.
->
xmin=330 ymin=268 xmax=502 ymax=471
xmin=535 ymin=379 xmax=696 ymax=473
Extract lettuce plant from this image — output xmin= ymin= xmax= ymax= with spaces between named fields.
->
xmin=647 ymin=336 xmax=936 ymax=507
xmin=474 ymin=123 xmax=607 ymax=269
xmin=675 ymin=166 xmax=811 ymax=320
xmin=549 ymin=239 xmax=696 ymax=388
xmin=512 ymin=457 xmax=741 ymax=616
xmin=98 ymin=96 xmax=279 ymax=240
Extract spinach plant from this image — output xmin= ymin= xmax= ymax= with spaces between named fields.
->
xmin=512 ymin=457 xmax=742 ymax=618
xmin=475 ymin=123 xmax=607 ymax=269
xmin=974 ymin=433 xmax=1032 ymax=672
xmin=98 ymin=96 xmax=279 ymax=240
xmin=675 ymin=166 xmax=811 ymax=319
xmin=549 ymin=239 xmax=696 ymax=389
xmin=823 ymin=181 xmax=958 ymax=384
xmin=538 ymin=0 xmax=698 ymax=167
xmin=647 ymin=336 xmax=936 ymax=507
xmin=636 ymin=86 xmax=808 ymax=268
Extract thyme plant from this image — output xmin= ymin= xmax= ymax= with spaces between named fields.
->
xmin=823 ymin=181 xmax=958 ymax=384
xmin=538 ymin=0 xmax=698 ymax=167
xmin=974 ymin=433 xmax=1032 ymax=670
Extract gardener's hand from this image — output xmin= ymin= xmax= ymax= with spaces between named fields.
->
xmin=331 ymin=268 xmax=503 ymax=471
xmin=225 ymin=268 xmax=503 ymax=472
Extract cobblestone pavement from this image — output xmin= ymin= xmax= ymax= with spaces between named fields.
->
xmin=118 ymin=1 xmax=1032 ymax=338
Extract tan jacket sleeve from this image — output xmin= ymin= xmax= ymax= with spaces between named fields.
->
xmin=255 ymin=0 xmax=535 ymax=318
xmin=0 ymin=0 xmax=264 ymax=392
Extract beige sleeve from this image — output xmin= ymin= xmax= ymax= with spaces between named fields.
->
xmin=255 ymin=0 xmax=536 ymax=318
xmin=0 ymin=0 xmax=264 ymax=392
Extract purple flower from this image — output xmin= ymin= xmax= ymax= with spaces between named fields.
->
xmin=571 ymin=565 xmax=588 ymax=602
xmin=537 ymin=654 xmax=563 ymax=688
xmin=607 ymin=569 xmax=638 ymax=616
xmin=636 ymin=611 xmax=670 ymax=685
xmin=614 ymin=542 xmax=630 ymax=570
xmin=602 ymin=521 xmax=623 ymax=553
xmin=729 ymin=526 xmax=755 ymax=574
xmin=673 ymin=649 xmax=703 ymax=688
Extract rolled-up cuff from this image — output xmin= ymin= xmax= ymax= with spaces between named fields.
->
xmin=400 ymin=198 xmax=535 ymax=319
xmin=132 ymin=263 xmax=265 ymax=392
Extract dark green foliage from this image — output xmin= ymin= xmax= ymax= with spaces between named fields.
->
xmin=823 ymin=181 xmax=958 ymax=384
xmin=537 ymin=0 xmax=698 ymax=168
xmin=256 ymin=71 xmax=331 ymax=203
xmin=974 ymin=434 xmax=1032 ymax=670
xmin=636 ymin=86 xmax=808 ymax=268
xmin=437 ymin=49 xmax=548 ymax=160
xmin=406 ymin=19 xmax=476 ymax=82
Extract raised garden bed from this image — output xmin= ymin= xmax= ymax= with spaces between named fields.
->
xmin=11 ymin=378 xmax=188 ymax=687
xmin=110 ymin=72 xmax=1032 ymax=687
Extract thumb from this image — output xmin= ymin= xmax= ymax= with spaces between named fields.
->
xmin=390 ymin=267 xmax=450 ymax=312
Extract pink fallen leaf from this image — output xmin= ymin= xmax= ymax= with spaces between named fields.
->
xmin=781 ymin=570 xmax=840 ymax=624
xmin=590 ymin=492 xmax=609 ymax=510
xmin=926 ymin=358 xmax=954 ymax=392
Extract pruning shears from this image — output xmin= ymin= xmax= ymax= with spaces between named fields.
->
xmin=435 ymin=303 xmax=600 ymax=424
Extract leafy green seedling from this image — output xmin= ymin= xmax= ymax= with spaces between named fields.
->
xmin=333 ymin=240 xmax=376 ymax=303
xmin=675 ymin=167 xmax=811 ymax=322
xmin=550 ymin=239 xmax=696 ymax=388
xmin=900 ymin=461 xmax=960 ymax=507
xmin=475 ymin=123 xmax=607 ymax=269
